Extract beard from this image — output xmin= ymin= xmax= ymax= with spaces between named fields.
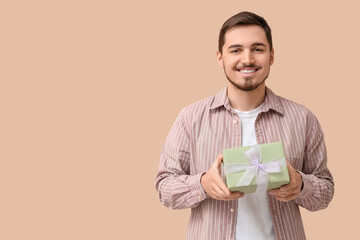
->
xmin=224 ymin=67 xmax=269 ymax=92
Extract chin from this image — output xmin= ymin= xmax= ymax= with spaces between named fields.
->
xmin=228 ymin=78 xmax=265 ymax=92
xmin=228 ymin=73 xmax=269 ymax=91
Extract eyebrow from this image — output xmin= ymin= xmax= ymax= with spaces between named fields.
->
xmin=228 ymin=42 xmax=266 ymax=49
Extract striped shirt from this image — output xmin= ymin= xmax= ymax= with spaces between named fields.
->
xmin=155 ymin=87 xmax=334 ymax=240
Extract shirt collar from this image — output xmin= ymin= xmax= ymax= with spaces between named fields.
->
xmin=209 ymin=86 xmax=284 ymax=115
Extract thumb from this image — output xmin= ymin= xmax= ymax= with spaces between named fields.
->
xmin=286 ymin=161 xmax=295 ymax=175
xmin=214 ymin=153 xmax=223 ymax=169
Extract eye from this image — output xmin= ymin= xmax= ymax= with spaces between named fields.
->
xmin=254 ymin=48 xmax=264 ymax=52
xmin=230 ymin=49 xmax=239 ymax=53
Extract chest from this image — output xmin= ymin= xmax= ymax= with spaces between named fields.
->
xmin=190 ymin=111 xmax=306 ymax=172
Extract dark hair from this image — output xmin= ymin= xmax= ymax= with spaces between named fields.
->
xmin=218 ymin=11 xmax=273 ymax=53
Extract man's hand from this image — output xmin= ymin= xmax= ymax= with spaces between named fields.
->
xmin=201 ymin=154 xmax=244 ymax=201
xmin=269 ymin=161 xmax=303 ymax=202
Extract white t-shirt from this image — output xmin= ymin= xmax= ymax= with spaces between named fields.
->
xmin=233 ymin=103 xmax=276 ymax=240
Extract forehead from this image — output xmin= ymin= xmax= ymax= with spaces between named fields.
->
xmin=224 ymin=25 xmax=269 ymax=47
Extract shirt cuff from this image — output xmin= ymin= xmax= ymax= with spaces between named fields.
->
xmin=188 ymin=172 xmax=208 ymax=205
xmin=295 ymin=170 xmax=313 ymax=199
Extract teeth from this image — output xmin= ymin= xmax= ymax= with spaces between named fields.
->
xmin=240 ymin=69 xmax=256 ymax=73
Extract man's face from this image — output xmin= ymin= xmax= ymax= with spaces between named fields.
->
xmin=217 ymin=25 xmax=274 ymax=92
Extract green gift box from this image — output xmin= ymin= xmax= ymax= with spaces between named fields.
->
xmin=222 ymin=142 xmax=290 ymax=193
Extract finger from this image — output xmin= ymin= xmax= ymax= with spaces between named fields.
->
xmin=221 ymin=187 xmax=244 ymax=200
xmin=271 ymin=187 xmax=299 ymax=198
xmin=286 ymin=160 xmax=293 ymax=170
xmin=215 ymin=176 xmax=232 ymax=194
xmin=222 ymin=193 xmax=243 ymax=201
xmin=286 ymin=161 xmax=298 ymax=179
xmin=280 ymin=182 xmax=296 ymax=192
xmin=282 ymin=182 xmax=300 ymax=192
xmin=215 ymin=154 xmax=223 ymax=168
xmin=226 ymin=191 xmax=244 ymax=200
xmin=268 ymin=188 xmax=281 ymax=195
xmin=212 ymin=176 xmax=243 ymax=200
xmin=269 ymin=188 xmax=291 ymax=198
xmin=281 ymin=173 xmax=302 ymax=192
xmin=210 ymin=184 xmax=225 ymax=200
xmin=207 ymin=171 xmax=230 ymax=199
xmin=211 ymin=185 xmax=243 ymax=201
xmin=273 ymin=192 xmax=299 ymax=202
xmin=271 ymin=191 xmax=291 ymax=198
xmin=279 ymin=162 xmax=299 ymax=192
xmin=211 ymin=174 xmax=231 ymax=196
xmin=218 ymin=189 xmax=243 ymax=200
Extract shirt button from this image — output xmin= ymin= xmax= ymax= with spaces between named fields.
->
xmin=230 ymin=208 xmax=235 ymax=213
xmin=233 ymin=119 xmax=238 ymax=124
xmin=186 ymin=204 xmax=189 ymax=207
xmin=198 ymin=195 xmax=202 ymax=200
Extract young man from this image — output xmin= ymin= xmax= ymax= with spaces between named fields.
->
xmin=155 ymin=11 xmax=334 ymax=240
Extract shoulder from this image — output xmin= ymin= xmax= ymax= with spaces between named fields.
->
xmin=179 ymin=94 xmax=216 ymax=122
xmin=274 ymin=93 xmax=321 ymax=130
xmin=276 ymin=94 xmax=315 ymax=119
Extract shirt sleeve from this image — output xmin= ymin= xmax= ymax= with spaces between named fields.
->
xmin=155 ymin=109 xmax=208 ymax=209
xmin=293 ymin=112 xmax=334 ymax=211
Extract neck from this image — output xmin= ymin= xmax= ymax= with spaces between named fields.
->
xmin=227 ymin=83 xmax=266 ymax=111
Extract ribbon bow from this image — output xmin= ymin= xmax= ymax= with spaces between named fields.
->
xmin=224 ymin=145 xmax=286 ymax=193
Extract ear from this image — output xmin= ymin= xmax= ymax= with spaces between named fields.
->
xmin=270 ymin=49 xmax=274 ymax=66
xmin=216 ymin=51 xmax=224 ymax=68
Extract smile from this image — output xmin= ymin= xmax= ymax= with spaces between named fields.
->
xmin=236 ymin=67 xmax=260 ymax=75
xmin=240 ymin=69 xmax=256 ymax=73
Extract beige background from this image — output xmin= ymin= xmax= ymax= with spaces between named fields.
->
xmin=1 ymin=0 xmax=359 ymax=239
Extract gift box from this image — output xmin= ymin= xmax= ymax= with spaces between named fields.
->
xmin=223 ymin=142 xmax=290 ymax=193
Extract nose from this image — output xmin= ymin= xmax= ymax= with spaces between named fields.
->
xmin=241 ymin=49 xmax=254 ymax=66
